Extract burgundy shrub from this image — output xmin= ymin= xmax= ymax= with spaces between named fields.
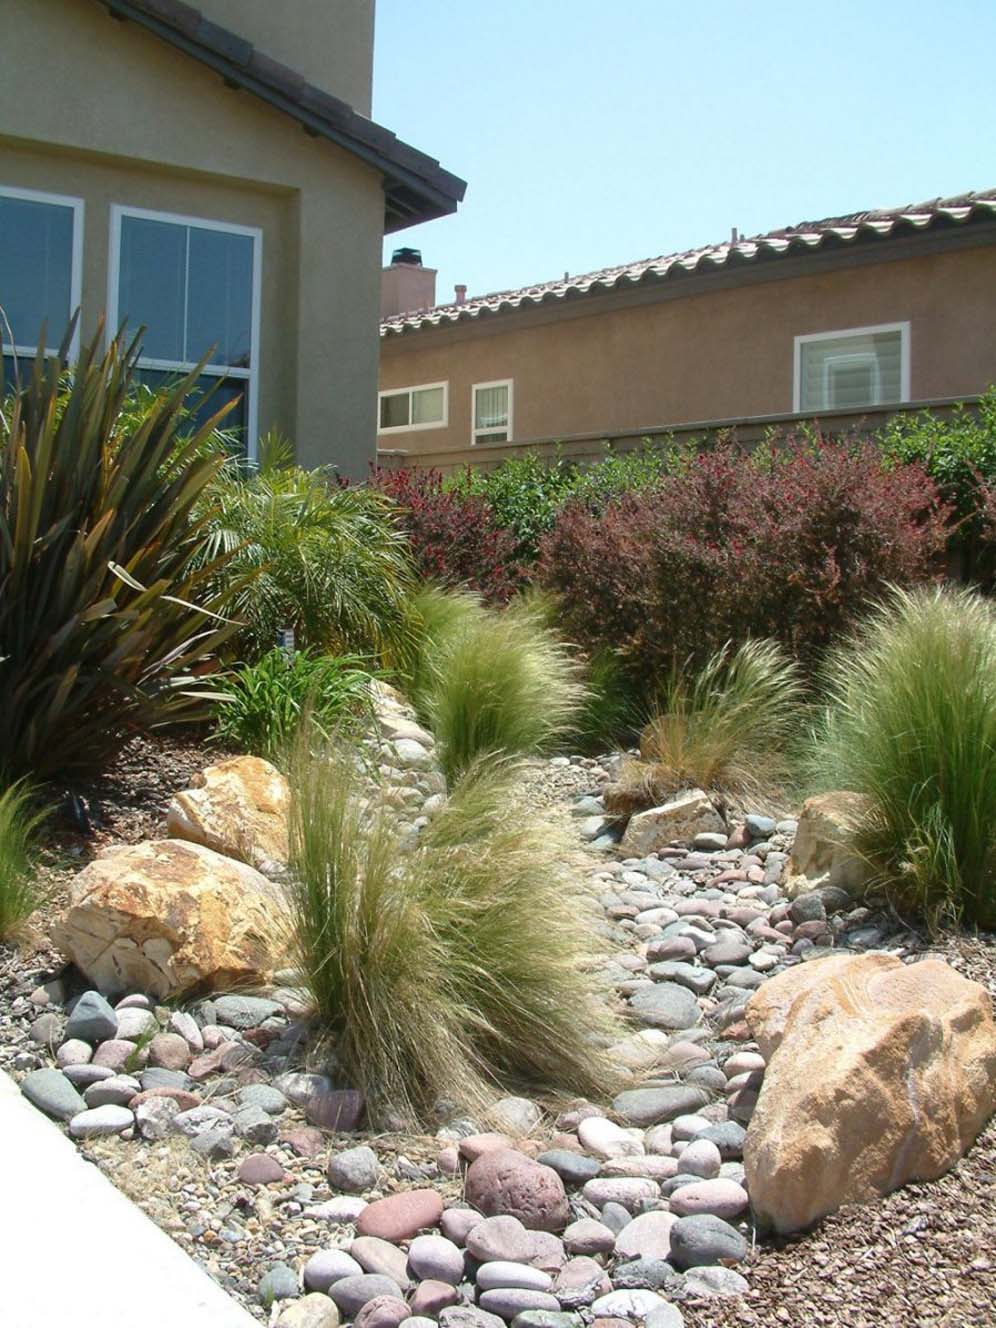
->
xmin=538 ymin=438 xmax=949 ymax=674
xmin=371 ymin=465 xmax=523 ymax=603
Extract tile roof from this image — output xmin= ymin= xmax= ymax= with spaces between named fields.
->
xmin=97 ymin=0 xmax=466 ymax=232
xmin=381 ymin=188 xmax=996 ymax=336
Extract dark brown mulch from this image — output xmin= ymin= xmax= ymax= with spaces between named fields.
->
xmin=683 ymin=929 xmax=996 ymax=1328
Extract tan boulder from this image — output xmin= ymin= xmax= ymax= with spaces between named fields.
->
xmin=744 ymin=952 xmax=996 ymax=1233
xmin=620 ymin=789 xmax=724 ymax=855
xmin=54 ymin=839 xmax=289 ymax=999
xmin=166 ymin=756 xmax=289 ymax=870
xmin=785 ymin=791 xmax=874 ymax=899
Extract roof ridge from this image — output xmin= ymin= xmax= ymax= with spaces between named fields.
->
xmin=383 ymin=187 xmax=996 ymax=334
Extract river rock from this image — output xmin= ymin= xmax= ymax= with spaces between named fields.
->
xmin=464 ymin=1148 xmax=570 ymax=1232
xmin=621 ymin=792 xmax=724 ymax=855
xmin=669 ymin=1215 xmax=747 ymax=1269
xmin=20 ymin=1068 xmax=85 ymax=1121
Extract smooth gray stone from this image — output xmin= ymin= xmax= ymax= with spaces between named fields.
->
xmin=646 ymin=962 xmax=716 ymax=995
xmin=63 ymin=1064 xmax=116 ymax=1088
xmin=669 ymin=1215 xmax=747 ymax=1270
xmin=233 ymin=1104 xmax=278 ymax=1143
xmin=645 ymin=1306 xmax=686 ymax=1328
xmin=722 ymin=968 xmax=766 ymax=990
xmin=83 ymin=1074 xmax=141 ymax=1107
xmin=68 ymin=1104 xmax=134 ymax=1138
xmin=536 ymin=1150 xmax=600 ymax=1186
xmin=698 ymin=1121 xmax=747 ymax=1159
xmin=511 ymin=1313 xmax=581 ymax=1328
xmin=681 ymin=1265 xmax=749 ymax=1298
xmin=684 ymin=1066 xmax=726 ymax=1093
xmin=213 ymin=995 xmax=283 ymax=1030
xmin=600 ymin=1202 xmax=632 ymax=1234
xmin=329 ymin=1275 xmax=403 ymax=1317
xmin=303 ymin=1248 xmax=363 ymax=1292
xmin=629 ymin=983 xmax=700 ymax=1031
xmin=140 ymin=1067 xmax=193 ymax=1092
xmin=789 ymin=892 xmax=826 ymax=925
xmin=237 ymin=1083 xmax=288 ymax=1115
xmin=66 ymin=991 xmax=118 ymax=1044
xmin=612 ymin=1258 xmax=683 ymax=1292
xmin=745 ymin=815 xmax=776 ymax=839
xmin=20 ymin=1068 xmax=85 ymax=1121
xmin=613 ymin=1085 xmax=709 ymax=1127
xmin=258 ymin=1263 xmax=298 ymax=1304
xmin=478 ymin=1289 xmax=560 ymax=1318
xmin=439 ymin=1309 xmax=506 ymax=1328
xmin=191 ymin=1126 xmax=235 ymax=1159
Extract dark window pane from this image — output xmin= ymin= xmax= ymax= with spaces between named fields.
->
xmin=119 ymin=215 xmax=185 ymax=362
xmin=380 ymin=392 xmax=410 ymax=429
xmin=186 ymin=227 xmax=254 ymax=368
xmin=134 ymin=366 xmax=247 ymax=449
xmin=0 ymin=195 xmax=74 ymax=351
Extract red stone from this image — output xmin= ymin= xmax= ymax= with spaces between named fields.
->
xmin=238 ymin=1152 xmax=286 ymax=1185
xmin=409 ymin=1281 xmax=460 ymax=1317
xmin=304 ymin=1088 xmax=364 ymax=1132
xmin=128 ymin=1087 xmax=201 ymax=1112
xmin=464 ymin=1148 xmax=570 ymax=1233
xmin=356 ymin=1189 xmax=444 ymax=1241
xmin=281 ymin=1125 xmax=326 ymax=1158
xmin=458 ymin=1132 xmax=514 ymax=1163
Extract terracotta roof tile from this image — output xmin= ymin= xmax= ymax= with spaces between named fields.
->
xmin=382 ymin=189 xmax=996 ymax=336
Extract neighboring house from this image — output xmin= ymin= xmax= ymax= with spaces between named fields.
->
xmin=378 ymin=190 xmax=996 ymax=472
xmin=0 ymin=0 xmax=465 ymax=474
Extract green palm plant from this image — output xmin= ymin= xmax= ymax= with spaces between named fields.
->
xmin=0 ymin=323 xmax=238 ymax=779
xmin=193 ymin=433 xmax=414 ymax=660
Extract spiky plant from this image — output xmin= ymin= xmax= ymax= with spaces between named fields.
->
xmin=0 ymin=780 xmax=47 ymax=939
xmin=0 ymin=324 xmax=238 ymax=779
xmin=808 ymin=584 xmax=996 ymax=929
xmin=193 ymin=432 xmax=414 ymax=660
xmin=632 ymin=638 xmax=804 ymax=801
xmin=286 ymin=745 xmax=622 ymax=1124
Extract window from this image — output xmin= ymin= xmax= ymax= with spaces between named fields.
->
xmin=0 ymin=185 xmax=83 ymax=378
xmin=472 ymin=379 xmax=513 ymax=444
xmin=794 ymin=322 xmax=909 ymax=413
xmin=378 ymin=381 xmax=448 ymax=433
xmin=109 ymin=206 xmax=261 ymax=456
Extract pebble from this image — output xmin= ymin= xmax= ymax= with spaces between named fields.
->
xmin=114 ymin=1007 xmax=158 ymax=1041
xmin=440 ymin=1207 xmax=485 ymax=1245
xmin=65 ymin=991 xmax=118 ymax=1044
xmin=477 ymin=1263 xmax=554 ymax=1293
xmin=669 ymin=1179 xmax=749 ymax=1220
xmin=581 ymin=1178 xmax=659 ymax=1211
xmin=63 ymin=1064 xmax=115 ymax=1088
xmin=536 ymin=1150 xmax=600 ymax=1186
xmin=135 ymin=1097 xmax=182 ymax=1140
xmin=357 ymin=1190 xmax=444 ymax=1242
xmin=466 ymin=1216 xmax=535 ymax=1264
xmin=329 ymin=1145 xmax=380 ymax=1193
xmin=355 ymin=1296 xmax=411 ymax=1328
xmin=439 ymin=1310 xmax=505 ymax=1328
xmin=304 ymin=1249 xmax=365 ymax=1293
xmin=645 ymin=1307 xmax=685 ymax=1328
xmin=237 ymin=1083 xmax=288 ymax=1115
xmin=681 ymin=1266 xmax=749 ymax=1297
xmin=259 ymin=1263 xmax=299 ymax=1304
xmin=238 ymin=1152 xmax=286 ymax=1185
xmin=612 ymin=1212 xmax=676 ymax=1262
xmin=20 ymin=1068 xmax=85 ymax=1121
xmin=69 ymin=1104 xmax=134 ymax=1137
xmin=675 ymin=1140 xmax=722 ymax=1179
xmin=612 ymin=1087 xmax=708 ymax=1127
xmin=563 ymin=1219 xmax=616 ymax=1256
xmin=92 ymin=1039 xmax=139 ymax=1071
xmin=577 ymin=1117 xmax=643 ymax=1160
xmin=329 ymin=1275 xmax=405 ymax=1318
xmin=213 ymin=994 xmax=283 ymax=1029
xmin=490 ymin=1096 xmax=543 ymax=1135
xmin=478 ymin=1290 xmax=561 ymax=1319
xmin=407 ymin=1234 xmax=465 ymax=1285
xmin=669 ymin=1215 xmax=748 ymax=1269
xmin=83 ymin=1074 xmax=141 ymax=1108
xmin=277 ymin=1294 xmax=342 ymax=1328
xmin=147 ymin=1033 xmax=192 ymax=1071
xmin=56 ymin=1039 xmax=93 ymax=1068
xmin=351 ymin=1237 xmax=412 ymax=1288
xmin=590 ymin=1289 xmax=669 ymax=1318
xmin=628 ymin=984 xmax=700 ymax=1031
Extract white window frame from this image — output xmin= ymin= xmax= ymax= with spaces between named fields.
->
xmin=107 ymin=204 xmax=262 ymax=460
xmin=0 ymin=184 xmax=84 ymax=361
xmin=792 ymin=321 xmax=910 ymax=413
xmin=471 ymin=378 xmax=514 ymax=446
xmin=377 ymin=380 xmax=449 ymax=434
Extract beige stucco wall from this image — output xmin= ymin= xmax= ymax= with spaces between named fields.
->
xmin=0 ymin=0 xmax=385 ymax=475
xmin=199 ymin=0 xmax=375 ymax=114
xmin=379 ymin=242 xmax=996 ymax=458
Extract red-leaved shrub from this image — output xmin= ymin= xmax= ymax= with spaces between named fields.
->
xmin=538 ymin=438 xmax=949 ymax=674
xmin=372 ymin=466 xmax=523 ymax=603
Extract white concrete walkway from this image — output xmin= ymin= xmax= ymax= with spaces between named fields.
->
xmin=0 ymin=1069 xmax=259 ymax=1328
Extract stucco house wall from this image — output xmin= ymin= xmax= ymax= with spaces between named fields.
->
xmin=1 ymin=0 xmax=457 ymax=476
xmin=378 ymin=233 xmax=996 ymax=469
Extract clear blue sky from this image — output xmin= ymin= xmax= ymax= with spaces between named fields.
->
xmin=374 ymin=0 xmax=996 ymax=305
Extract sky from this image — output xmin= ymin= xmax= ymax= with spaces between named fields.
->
xmin=374 ymin=0 xmax=996 ymax=305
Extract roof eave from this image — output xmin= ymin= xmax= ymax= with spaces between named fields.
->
xmin=100 ymin=0 xmax=466 ymax=230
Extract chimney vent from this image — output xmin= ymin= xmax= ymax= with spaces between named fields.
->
xmin=391 ymin=246 xmax=422 ymax=266
xmin=730 ymin=227 xmax=739 ymax=244
xmin=454 ymin=284 xmax=467 ymax=306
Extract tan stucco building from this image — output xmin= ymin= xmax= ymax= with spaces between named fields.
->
xmin=0 ymin=0 xmax=464 ymax=475
xmin=378 ymin=191 xmax=996 ymax=472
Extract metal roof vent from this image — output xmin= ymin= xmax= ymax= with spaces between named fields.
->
xmin=391 ymin=247 xmax=423 ymax=266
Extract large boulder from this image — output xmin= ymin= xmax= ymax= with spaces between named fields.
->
xmin=166 ymin=756 xmax=289 ymax=870
xmin=784 ymin=791 xmax=873 ymax=899
xmin=743 ymin=952 xmax=996 ymax=1233
xmin=54 ymin=839 xmax=289 ymax=999
xmin=619 ymin=789 xmax=724 ymax=855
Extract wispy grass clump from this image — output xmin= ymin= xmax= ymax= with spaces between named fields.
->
xmin=402 ymin=586 xmax=588 ymax=783
xmin=807 ymin=584 xmax=996 ymax=930
xmin=0 ymin=781 xmax=47 ymax=939
xmin=286 ymin=745 xmax=622 ymax=1124
xmin=632 ymin=638 xmax=804 ymax=800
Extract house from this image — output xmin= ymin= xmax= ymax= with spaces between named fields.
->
xmin=0 ymin=0 xmax=465 ymax=474
xmin=377 ymin=190 xmax=996 ymax=472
